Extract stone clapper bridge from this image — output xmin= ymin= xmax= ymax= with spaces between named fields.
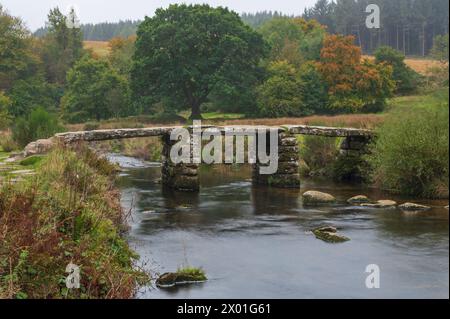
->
xmin=29 ymin=124 xmax=374 ymax=192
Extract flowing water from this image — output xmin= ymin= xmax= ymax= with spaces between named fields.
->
xmin=109 ymin=154 xmax=449 ymax=299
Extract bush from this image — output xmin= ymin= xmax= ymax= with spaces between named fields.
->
xmin=0 ymin=134 xmax=18 ymax=152
xmin=257 ymin=61 xmax=303 ymax=117
xmin=12 ymin=107 xmax=64 ymax=147
xmin=297 ymin=62 xmax=328 ymax=115
xmin=367 ymin=100 xmax=449 ymax=198
xmin=430 ymin=34 xmax=449 ymax=62
xmin=374 ymin=46 xmax=422 ymax=94
xmin=299 ymin=134 xmax=341 ymax=177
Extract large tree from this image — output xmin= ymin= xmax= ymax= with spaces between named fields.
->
xmin=131 ymin=4 xmax=266 ymax=119
xmin=62 ymin=56 xmax=130 ymax=122
xmin=41 ymin=7 xmax=84 ymax=85
xmin=0 ymin=5 xmax=39 ymax=91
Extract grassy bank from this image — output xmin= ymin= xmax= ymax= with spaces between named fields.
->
xmin=0 ymin=145 xmax=148 ymax=299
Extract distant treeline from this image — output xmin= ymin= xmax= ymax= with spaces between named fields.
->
xmin=35 ymin=20 xmax=141 ymax=41
xmin=33 ymin=0 xmax=449 ymax=56
xmin=241 ymin=11 xmax=293 ymax=29
xmin=302 ymin=0 xmax=449 ymax=56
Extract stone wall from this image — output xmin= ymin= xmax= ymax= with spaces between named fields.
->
xmin=253 ymin=132 xmax=300 ymax=188
xmin=339 ymin=135 xmax=372 ymax=155
xmin=161 ymin=133 xmax=200 ymax=192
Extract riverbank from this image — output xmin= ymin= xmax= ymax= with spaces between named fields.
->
xmin=0 ymin=145 xmax=148 ymax=299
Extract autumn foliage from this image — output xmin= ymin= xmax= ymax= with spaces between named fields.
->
xmin=318 ymin=34 xmax=395 ymax=113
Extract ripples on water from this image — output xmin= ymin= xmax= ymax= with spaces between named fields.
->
xmin=108 ymin=154 xmax=449 ymax=299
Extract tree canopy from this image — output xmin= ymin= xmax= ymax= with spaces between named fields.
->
xmin=131 ymin=4 xmax=267 ymax=119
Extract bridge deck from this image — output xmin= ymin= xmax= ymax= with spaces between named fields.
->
xmin=55 ymin=125 xmax=374 ymax=143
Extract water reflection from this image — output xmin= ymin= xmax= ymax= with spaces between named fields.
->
xmin=108 ymin=154 xmax=449 ymax=299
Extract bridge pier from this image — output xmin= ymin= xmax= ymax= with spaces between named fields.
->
xmin=253 ymin=132 xmax=300 ymax=188
xmin=161 ymin=133 xmax=200 ymax=192
xmin=339 ymin=135 xmax=372 ymax=154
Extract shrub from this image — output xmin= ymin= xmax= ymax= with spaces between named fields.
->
xmin=367 ymin=100 xmax=449 ymax=198
xmin=299 ymin=134 xmax=341 ymax=177
xmin=257 ymin=60 xmax=303 ymax=117
xmin=0 ymin=132 xmax=18 ymax=152
xmin=331 ymin=152 xmax=370 ymax=183
xmin=297 ymin=62 xmax=328 ymax=115
xmin=62 ymin=56 xmax=130 ymax=123
xmin=430 ymin=34 xmax=449 ymax=62
xmin=0 ymin=92 xmax=12 ymax=130
xmin=374 ymin=46 xmax=422 ymax=94
xmin=12 ymin=107 xmax=64 ymax=147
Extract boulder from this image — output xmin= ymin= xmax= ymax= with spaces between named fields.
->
xmin=23 ymin=138 xmax=55 ymax=157
xmin=312 ymin=226 xmax=350 ymax=243
xmin=398 ymin=202 xmax=431 ymax=211
xmin=347 ymin=195 xmax=371 ymax=204
xmin=360 ymin=200 xmax=397 ymax=208
xmin=303 ymin=191 xmax=336 ymax=206
xmin=156 ymin=271 xmax=207 ymax=288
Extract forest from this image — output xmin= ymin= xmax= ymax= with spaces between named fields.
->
xmin=34 ymin=0 xmax=449 ymax=56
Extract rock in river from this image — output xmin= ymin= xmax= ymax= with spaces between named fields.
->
xmin=312 ymin=226 xmax=350 ymax=243
xmin=156 ymin=270 xmax=207 ymax=288
xmin=360 ymin=200 xmax=397 ymax=208
xmin=398 ymin=202 xmax=431 ymax=211
xmin=347 ymin=195 xmax=371 ymax=204
xmin=303 ymin=191 xmax=336 ymax=206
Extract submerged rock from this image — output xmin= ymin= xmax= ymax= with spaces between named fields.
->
xmin=360 ymin=200 xmax=397 ymax=208
xmin=347 ymin=195 xmax=371 ymax=204
xmin=312 ymin=226 xmax=350 ymax=243
xmin=399 ymin=202 xmax=431 ymax=211
xmin=156 ymin=270 xmax=207 ymax=288
xmin=303 ymin=191 xmax=336 ymax=206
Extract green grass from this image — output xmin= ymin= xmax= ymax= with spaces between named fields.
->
xmin=176 ymin=267 xmax=207 ymax=281
xmin=0 ymin=151 xmax=10 ymax=160
xmin=19 ymin=156 xmax=44 ymax=168
xmin=386 ymin=88 xmax=449 ymax=112
xmin=178 ymin=111 xmax=245 ymax=120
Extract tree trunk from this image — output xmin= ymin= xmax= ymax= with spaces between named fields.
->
xmin=190 ymin=102 xmax=203 ymax=120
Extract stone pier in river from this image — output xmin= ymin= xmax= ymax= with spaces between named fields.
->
xmin=27 ymin=125 xmax=374 ymax=192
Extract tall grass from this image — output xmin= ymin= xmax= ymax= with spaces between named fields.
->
xmin=0 ymin=145 xmax=148 ymax=299
xmin=367 ymin=91 xmax=449 ymax=198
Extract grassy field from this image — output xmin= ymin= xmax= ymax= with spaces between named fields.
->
xmin=84 ymin=41 xmax=111 ymax=57
xmin=362 ymin=55 xmax=443 ymax=75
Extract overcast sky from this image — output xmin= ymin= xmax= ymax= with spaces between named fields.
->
xmin=1 ymin=0 xmax=317 ymax=31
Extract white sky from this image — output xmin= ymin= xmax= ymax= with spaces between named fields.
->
xmin=1 ymin=0 xmax=318 ymax=31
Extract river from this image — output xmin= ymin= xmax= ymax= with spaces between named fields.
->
xmin=108 ymin=154 xmax=449 ymax=299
